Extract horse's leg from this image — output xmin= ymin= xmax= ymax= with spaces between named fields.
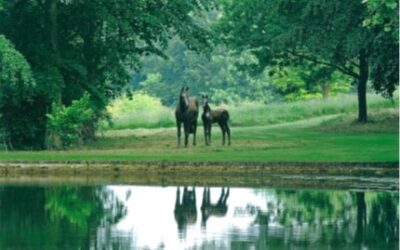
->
xmin=175 ymin=187 xmax=181 ymax=207
xmin=176 ymin=119 xmax=181 ymax=146
xmin=193 ymin=121 xmax=197 ymax=146
xmin=184 ymin=122 xmax=189 ymax=147
xmin=225 ymin=122 xmax=231 ymax=146
xmin=201 ymin=188 xmax=207 ymax=209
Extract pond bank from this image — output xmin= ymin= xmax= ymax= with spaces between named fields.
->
xmin=0 ymin=161 xmax=397 ymax=190
xmin=0 ymin=161 xmax=397 ymax=176
xmin=0 ymin=161 xmax=397 ymax=191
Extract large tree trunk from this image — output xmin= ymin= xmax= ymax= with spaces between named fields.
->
xmin=322 ymin=83 xmax=329 ymax=98
xmin=357 ymin=49 xmax=368 ymax=123
xmin=45 ymin=0 xmax=63 ymax=149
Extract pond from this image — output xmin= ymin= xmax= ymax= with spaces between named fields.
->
xmin=0 ymin=183 xmax=398 ymax=250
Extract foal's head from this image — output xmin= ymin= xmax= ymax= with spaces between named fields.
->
xmin=201 ymin=95 xmax=210 ymax=111
xmin=179 ymin=87 xmax=190 ymax=110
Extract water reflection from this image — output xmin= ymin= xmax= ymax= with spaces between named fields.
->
xmin=201 ymin=187 xmax=230 ymax=228
xmin=0 ymin=185 xmax=397 ymax=250
xmin=174 ymin=186 xmax=197 ymax=237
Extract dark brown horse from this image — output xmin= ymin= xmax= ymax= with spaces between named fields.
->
xmin=175 ymin=87 xmax=199 ymax=147
xmin=201 ymin=95 xmax=231 ymax=146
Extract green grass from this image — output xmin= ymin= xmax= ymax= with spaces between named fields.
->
xmin=1 ymin=110 xmax=398 ymax=162
xmin=105 ymin=93 xmax=397 ymax=130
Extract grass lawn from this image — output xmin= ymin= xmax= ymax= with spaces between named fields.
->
xmin=0 ymin=110 xmax=398 ymax=163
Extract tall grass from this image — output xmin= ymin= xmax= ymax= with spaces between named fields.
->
xmin=105 ymin=92 xmax=174 ymax=130
xmin=105 ymin=92 xmax=397 ymax=130
xmin=228 ymin=93 xmax=397 ymax=126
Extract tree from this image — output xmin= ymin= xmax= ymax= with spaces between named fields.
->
xmin=269 ymin=65 xmax=352 ymax=100
xmin=132 ymin=37 xmax=275 ymax=105
xmin=0 ymin=35 xmax=39 ymax=149
xmin=216 ymin=0 xmax=399 ymax=122
xmin=0 ymin=0 xmax=214 ymax=148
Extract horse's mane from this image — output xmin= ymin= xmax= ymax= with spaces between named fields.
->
xmin=188 ymin=97 xmax=199 ymax=112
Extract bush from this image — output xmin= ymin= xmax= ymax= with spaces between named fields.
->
xmin=47 ymin=93 xmax=94 ymax=147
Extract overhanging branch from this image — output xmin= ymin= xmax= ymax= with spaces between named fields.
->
xmin=287 ymin=50 xmax=359 ymax=79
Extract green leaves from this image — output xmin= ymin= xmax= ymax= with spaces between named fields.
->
xmin=47 ymin=92 xmax=95 ymax=147
xmin=0 ymin=35 xmax=41 ymax=149
xmin=0 ymin=0 xmax=215 ymax=148
xmin=0 ymin=35 xmax=35 ymax=104
xmin=362 ymin=0 xmax=399 ymax=40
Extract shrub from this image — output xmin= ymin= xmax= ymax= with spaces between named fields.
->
xmin=47 ymin=93 xmax=94 ymax=147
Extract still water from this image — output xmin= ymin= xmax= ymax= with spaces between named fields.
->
xmin=0 ymin=185 xmax=398 ymax=250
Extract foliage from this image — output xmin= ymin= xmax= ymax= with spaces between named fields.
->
xmin=0 ymin=186 xmax=128 ymax=249
xmin=131 ymin=38 xmax=275 ymax=105
xmin=45 ymin=186 xmax=126 ymax=230
xmin=362 ymin=0 xmax=399 ymax=40
xmin=270 ymin=66 xmax=352 ymax=101
xmin=47 ymin=92 xmax=94 ymax=147
xmin=108 ymin=91 xmax=166 ymax=117
xmin=106 ymin=92 xmax=174 ymax=129
xmin=0 ymin=34 xmax=41 ymax=149
xmin=0 ymin=0 xmax=214 ymax=148
xmin=253 ymin=189 xmax=399 ymax=248
xmin=216 ymin=0 xmax=399 ymax=121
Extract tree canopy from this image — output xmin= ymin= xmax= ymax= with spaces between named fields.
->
xmin=215 ymin=0 xmax=399 ymax=122
xmin=0 ymin=0 xmax=214 ymax=148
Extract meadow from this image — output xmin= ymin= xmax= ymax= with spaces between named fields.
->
xmin=104 ymin=92 xmax=398 ymax=130
xmin=0 ymin=93 xmax=398 ymax=163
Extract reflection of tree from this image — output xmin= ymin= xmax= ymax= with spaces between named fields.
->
xmin=247 ymin=189 xmax=399 ymax=249
xmin=0 ymin=186 xmax=128 ymax=249
xmin=45 ymin=186 xmax=126 ymax=230
xmin=364 ymin=192 xmax=399 ymax=247
xmin=355 ymin=192 xmax=366 ymax=245
xmin=201 ymin=187 xmax=229 ymax=228
xmin=274 ymin=190 xmax=351 ymax=226
xmin=174 ymin=186 xmax=197 ymax=237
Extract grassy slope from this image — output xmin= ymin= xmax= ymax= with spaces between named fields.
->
xmin=0 ymin=110 xmax=398 ymax=162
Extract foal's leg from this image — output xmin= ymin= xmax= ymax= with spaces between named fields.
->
xmin=208 ymin=124 xmax=212 ymax=145
xmin=225 ymin=123 xmax=231 ymax=146
xmin=219 ymin=122 xmax=226 ymax=145
xmin=203 ymin=122 xmax=208 ymax=145
xmin=223 ymin=187 xmax=230 ymax=203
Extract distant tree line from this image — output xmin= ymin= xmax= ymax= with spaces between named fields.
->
xmin=131 ymin=37 xmax=353 ymax=105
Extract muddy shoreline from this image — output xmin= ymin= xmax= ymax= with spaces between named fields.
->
xmin=0 ymin=160 xmax=397 ymax=176
xmin=0 ymin=161 xmax=397 ymax=191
